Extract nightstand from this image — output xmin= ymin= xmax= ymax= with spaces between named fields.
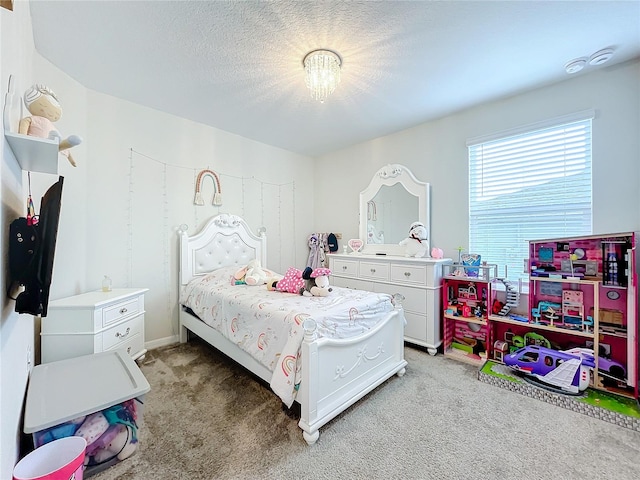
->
xmin=41 ymin=288 xmax=148 ymax=363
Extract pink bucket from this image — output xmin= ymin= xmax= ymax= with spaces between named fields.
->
xmin=13 ymin=436 xmax=87 ymax=480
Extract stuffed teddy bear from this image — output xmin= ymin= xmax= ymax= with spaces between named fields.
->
xmin=301 ymin=267 xmax=333 ymax=297
xmin=18 ymin=84 xmax=82 ymax=167
xmin=399 ymin=221 xmax=429 ymax=258
xmin=234 ymin=259 xmax=274 ymax=286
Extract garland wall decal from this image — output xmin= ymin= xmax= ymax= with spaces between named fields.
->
xmin=194 ymin=169 xmax=222 ymax=206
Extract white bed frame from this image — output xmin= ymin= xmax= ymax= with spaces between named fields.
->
xmin=178 ymin=214 xmax=407 ymax=445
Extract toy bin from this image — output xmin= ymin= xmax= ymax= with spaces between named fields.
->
xmin=24 ymin=350 xmax=150 ymax=477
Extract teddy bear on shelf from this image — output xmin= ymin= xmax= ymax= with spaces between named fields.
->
xmin=18 ymin=84 xmax=82 ymax=167
xmin=399 ymin=221 xmax=430 ymax=258
xmin=301 ymin=267 xmax=333 ymax=297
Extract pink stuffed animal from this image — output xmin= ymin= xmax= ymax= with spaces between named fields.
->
xmin=275 ymin=267 xmax=305 ymax=293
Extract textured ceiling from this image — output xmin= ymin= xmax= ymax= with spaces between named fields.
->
xmin=28 ymin=1 xmax=640 ymax=157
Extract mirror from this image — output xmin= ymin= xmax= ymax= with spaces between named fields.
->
xmin=359 ymin=164 xmax=430 ymax=255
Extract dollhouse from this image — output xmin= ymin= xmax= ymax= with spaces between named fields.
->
xmin=443 ymin=232 xmax=639 ymax=402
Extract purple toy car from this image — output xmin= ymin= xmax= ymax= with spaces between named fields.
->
xmin=598 ymin=356 xmax=626 ymax=380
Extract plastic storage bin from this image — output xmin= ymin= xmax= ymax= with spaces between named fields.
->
xmin=24 ymin=350 xmax=150 ymax=477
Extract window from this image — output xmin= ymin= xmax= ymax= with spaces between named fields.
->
xmin=468 ymin=112 xmax=593 ymax=284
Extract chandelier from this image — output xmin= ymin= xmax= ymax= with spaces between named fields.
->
xmin=303 ymin=49 xmax=342 ymax=103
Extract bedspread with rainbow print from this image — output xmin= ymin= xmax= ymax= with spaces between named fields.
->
xmin=179 ymin=266 xmax=394 ymax=407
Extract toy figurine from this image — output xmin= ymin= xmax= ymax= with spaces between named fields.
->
xmin=19 ymin=84 xmax=82 ymax=167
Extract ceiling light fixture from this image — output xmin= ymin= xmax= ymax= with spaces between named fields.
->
xmin=588 ymin=48 xmax=614 ymax=66
xmin=303 ymin=49 xmax=342 ymax=103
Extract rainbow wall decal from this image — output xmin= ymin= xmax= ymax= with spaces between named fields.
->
xmin=194 ymin=169 xmax=222 ymax=206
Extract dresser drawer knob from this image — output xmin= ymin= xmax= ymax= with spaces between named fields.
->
xmin=370 ymin=268 xmax=376 ymax=273
xmin=127 ymin=347 xmax=132 ymax=354
xmin=342 ymin=266 xmax=347 ymax=270
xmin=404 ymin=272 xmax=411 ymax=277
xmin=116 ymin=327 xmax=131 ymax=339
xmin=120 ymin=307 xmax=128 ymax=315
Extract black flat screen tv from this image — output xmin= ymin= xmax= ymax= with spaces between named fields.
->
xmin=11 ymin=176 xmax=64 ymax=317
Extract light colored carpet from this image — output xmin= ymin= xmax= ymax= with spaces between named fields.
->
xmin=92 ymin=338 xmax=640 ymax=480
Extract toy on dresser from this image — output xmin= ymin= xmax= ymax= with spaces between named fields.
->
xmin=399 ymin=221 xmax=429 ymax=258
xmin=18 ymin=84 xmax=82 ymax=167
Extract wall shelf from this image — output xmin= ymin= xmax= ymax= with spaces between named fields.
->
xmin=3 ymin=75 xmax=60 ymax=174
xmin=5 ymin=131 xmax=59 ymax=174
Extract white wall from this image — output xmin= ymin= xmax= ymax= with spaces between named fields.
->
xmin=1 ymin=2 xmax=37 ymax=477
xmin=81 ymin=91 xmax=315 ymax=346
xmin=1 ymin=3 xmax=315 ymax=476
xmin=315 ymin=59 xmax=640 ymax=259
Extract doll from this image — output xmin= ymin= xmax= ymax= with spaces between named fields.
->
xmin=18 ymin=84 xmax=82 ymax=167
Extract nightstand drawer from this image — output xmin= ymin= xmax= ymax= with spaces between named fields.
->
xmin=103 ymin=297 xmax=140 ymax=327
xmin=359 ymin=261 xmax=389 ymax=281
xmin=105 ymin=331 xmax=144 ymax=359
xmin=391 ymin=264 xmax=427 ymax=285
xmin=102 ymin=315 xmax=143 ymax=350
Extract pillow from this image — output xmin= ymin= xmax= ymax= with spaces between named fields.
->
xmin=198 ymin=266 xmax=241 ymax=286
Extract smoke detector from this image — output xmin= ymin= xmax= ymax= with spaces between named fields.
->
xmin=588 ymin=48 xmax=615 ymax=66
xmin=564 ymin=58 xmax=587 ymax=74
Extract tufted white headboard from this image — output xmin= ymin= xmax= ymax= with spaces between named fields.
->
xmin=178 ymin=214 xmax=267 ymax=286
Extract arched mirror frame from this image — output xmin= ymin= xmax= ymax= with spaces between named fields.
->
xmin=359 ymin=164 xmax=431 ymax=255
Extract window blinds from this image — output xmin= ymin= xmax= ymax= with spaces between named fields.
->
xmin=468 ymin=117 xmax=593 ymax=283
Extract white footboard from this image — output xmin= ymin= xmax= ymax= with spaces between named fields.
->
xmin=297 ymin=306 xmax=408 ymax=445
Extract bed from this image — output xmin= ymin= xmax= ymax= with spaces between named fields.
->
xmin=178 ymin=213 xmax=407 ymax=445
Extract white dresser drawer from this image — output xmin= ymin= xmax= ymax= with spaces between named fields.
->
xmin=359 ymin=261 xmax=389 ymax=281
xmin=103 ymin=296 xmax=141 ymax=327
xmin=102 ymin=315 xmax=144 ymax=350
xmin=331 ymin=259 xmax=359 ymax=277
xmin=333 ymin=276 xmax=374 ymax=291
xmin=391 ymin=264 xmax=427 ymax=285
xmin=375 ymin=283 xmax=426 ymax=314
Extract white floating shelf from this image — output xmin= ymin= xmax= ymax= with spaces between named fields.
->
xmin=5 ymin=131 xmax=59 ymax=174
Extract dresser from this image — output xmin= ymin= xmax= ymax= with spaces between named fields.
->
xmin=328 ymin=254 xmax=452 ymax=354
xmin=41 ymin=288 xmax=148 ymax=363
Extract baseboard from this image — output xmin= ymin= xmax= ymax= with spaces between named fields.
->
xmin=145 ymin=335 xmax=179 ymax=351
